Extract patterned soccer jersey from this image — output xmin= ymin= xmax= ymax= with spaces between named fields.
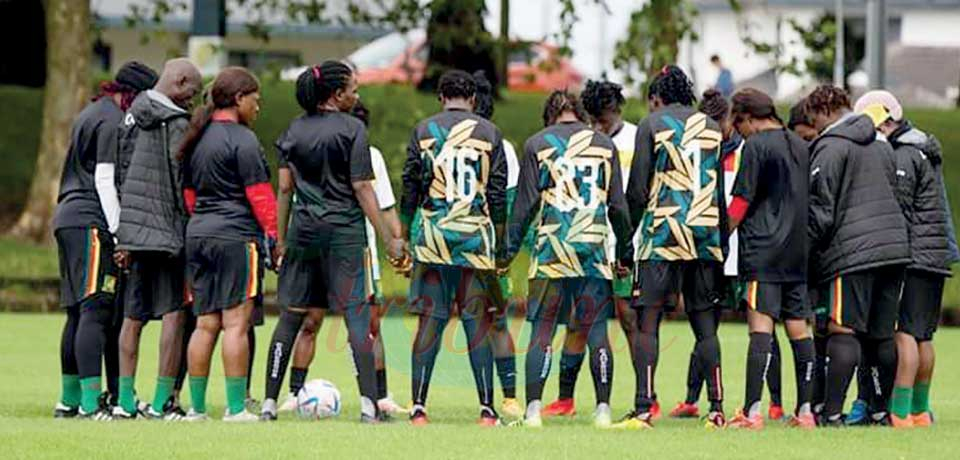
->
xmin=508 ymin=122 xmax=631 ymax=280
xmin=401 ymin=108 xmax=508 ymax=270
xmin=627 ymin=104 xmax=724 ymax=262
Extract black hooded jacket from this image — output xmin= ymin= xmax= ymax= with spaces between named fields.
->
xmin=807 ymin=113 xmax=910 ymax=283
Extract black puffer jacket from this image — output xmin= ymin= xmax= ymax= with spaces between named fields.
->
xmin=889 ymin=121 xmax=956 ymax=275
xmin=116 ymin=90 xmax=190 ymax=255
xmin=808 ymin=113 xmax=910 ymax=283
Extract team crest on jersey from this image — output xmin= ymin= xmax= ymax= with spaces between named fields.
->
xmin=530 ymin=129 xmax=615 ymax=280
xmin=413 ymin=119 xmax=496 ymax=269
xmin=638 ymin=112 xmax=724 ymax=262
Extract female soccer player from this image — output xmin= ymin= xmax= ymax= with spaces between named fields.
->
xmin=505 ymin=90 xmax=632 ymax=428
xmin=723 ymin=89 xmax=816 ymax=430
xmin=179 ymin=67 xmax=276 ymax=422
xmin=261 ymin=61 xmax=405 ymax=423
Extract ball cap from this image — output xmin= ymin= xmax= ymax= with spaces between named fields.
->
xmin=114 ymin=61 xmax=158 ymax=92
xmin=854 ymin=90 xmax=902 ymax=127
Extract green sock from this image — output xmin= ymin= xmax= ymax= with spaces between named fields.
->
xmin=225 ymin=377 xmax=248 ymax=416
xmin=79 ymin=376 xmax=101 ymax=413
xmin=189 ymin=376 xmax=209 ymax=415
xmin=118 ymin=376 xmax=136 ymax=413
xmin=61 ymin=374 xmax=81 ymax=408
xmin=890 ymin=386 xmax=913 ymax=419
xmin=912 ymin=382 xmax=931 ymax=415
xmin=152 ymin=376 xmax=176 ymax=412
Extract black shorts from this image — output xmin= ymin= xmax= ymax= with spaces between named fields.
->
xmin=408 ymin=263 xmax=500 ymax=321
xmin=526 ymin=277 xmax=613 ymax=330
xmin=187 ymin=238 xmax=264 ymax=316
xmin=742 ymin=280 xmax=811 ymax=321
xmin=897 ymin=270 xmax=945 ymax=341
xmin=819 ymin=265 xmax=904 ymax=338
xmin=55 ymin=227 xmax=117 ymax=309
xmin=278 ymin=243 xmax=370 ymax=313
xmin=633 ymin=261 xmax=724 ymax=312
xmin=124 ymin=250 xmax=189 ymax=321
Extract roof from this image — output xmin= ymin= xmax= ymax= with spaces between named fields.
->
xmin=695 ymin=0 xmax=960 ymax=11
xmin=94 ymin=15 xmax=388 ymax=40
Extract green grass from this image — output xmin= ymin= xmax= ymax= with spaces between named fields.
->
xmin=1 ymin=313 xmax=958 ymax=459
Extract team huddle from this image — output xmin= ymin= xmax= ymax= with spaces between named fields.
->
xmin=51 ymin=57 xmax=955 ymax=429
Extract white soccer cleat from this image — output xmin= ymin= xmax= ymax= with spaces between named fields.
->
xmin=594 ymin=403 xmax=612 ymax=428
xmin=277 ymin=393 xmax=298 ymax=412
xmin=222 ymin=409 xmax=259 ymax=423
xmin=183 ymin=409 xmax=210 ymax=422
xmin=377 ymin=394 xmax=410 ymax=414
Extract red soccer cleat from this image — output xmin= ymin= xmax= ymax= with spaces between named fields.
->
xmin=410 ymin=408 xmax=429 ymax=426
xmin=786 ymin=412 xmax=816 ymax=430
xmin=542 ymin=398 xmax=576 ymax=417
xmin=669 ymin=402 xmax=700 ymax=418
xmin=728 ymin=409 xmax=764 ymax=430
xmin=650 ymin=400 xmax=662 ymax=420
xmin=768 ymin=404 xmax=785 ymax=420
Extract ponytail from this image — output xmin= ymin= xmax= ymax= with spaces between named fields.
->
xmin=179 ymin=66 xmax=260 ymax=163
xmin=178 ymin=101 xmax=215 ymax=162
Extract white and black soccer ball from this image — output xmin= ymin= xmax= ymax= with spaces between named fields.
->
xmin=296 ymin=379 xmax=342 ymax=419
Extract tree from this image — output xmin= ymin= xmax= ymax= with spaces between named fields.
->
xmin=417 ymin=0 xmax=498 ymax=91
xmin=612 ymin=0 xmax=699 ymax=91
xmin=9 ymin=0 xmax=91 ymax=242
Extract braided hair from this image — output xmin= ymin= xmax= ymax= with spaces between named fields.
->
xmin=802 ymin=85 xmax=851 ymax=117
xmin=472 ymin=70 xmax=494 ymax=120
xmin=295 ymin=60 xmax=354 ymax=115
xmin=581 ymin=80 xmax=626 ymax=119
xmin=542 ymin=89 xmax=588 ymax=127
xmin=180 ymin=67 xmax=260 ymax=162
xmin=649 ymin=65 xmax=697 ymax=107
xmin=698 ymin=89 xmax=729 ymax=125
xmin=438 ymin=69 xmax=476 ymax=101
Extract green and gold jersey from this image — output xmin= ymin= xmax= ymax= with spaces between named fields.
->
xmin=507 ymin=122 xmax=632 ymax=280
xmin=401 ymin=109 xmax=508 ymax=270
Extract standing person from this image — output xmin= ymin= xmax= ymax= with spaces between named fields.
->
xmin=804 ymin=85 xmax=910 ymax=427
xmin=261 ymin=61 xmax=404 ymax=424
xmin=616 ymin=65 xmax=727 ymax=430
xmin=854 ymin=91 xmax=957 ymax=428
xmin=179 ymin=67 xmax=274 ymax=422
xmin=788 ymin=102 xmax=818 ymax=142
xmin=52 ymin=62 xmax=157 ymax=420
xmin=504 ymin=90 xmax=632 ymax=428
xmin=711 ymin=55 xmax=734 ymax=99
xmin=112 ymin=59 xmax=202 ymax=420
xmin=472 ymin=71 xmax=521 ymax=419
xmin=721 ymin=88 xmax=816 ymax=430
xmin=402 ymin=70 xmax=507 ymax=426
xmin=540 ymin=79 xmax=642 ymax=419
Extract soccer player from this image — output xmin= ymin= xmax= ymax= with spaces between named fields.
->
xmin=402 ymin=70 xmax=507 ymax=426
xmin=112 ymin=58 xmax=202 ymax=420
xmin=52 ymin=62 xmax=157 ymax=420
xmin=540 ymin=79 xmax=642 ymax=419
xmin=616 ymin=65 xmax=727 ymax=430
xmin=505 ymin=90 xmax=632 ymax=428
xmin=722 ymin=88 xmax=816 ymax=430
xmin=472 ymin=71 xmax=522 ymax=418
xmin=804 ymin=85 xmax=910 ymax=427
xmin=854 ymin=91 xmax=957 ymax=427
xmin=262 ymin=61 xmax=404 ymax=423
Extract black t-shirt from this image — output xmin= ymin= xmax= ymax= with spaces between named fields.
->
xmin=732 ymin=128 xmax=810 ymax=282
xmin=276 ymin=111 xmax=373 ymax=249
xmin=185 ymin=121 xmax=271 ymax=241
xmin=53 ymin=97 xmax=122 ymax=231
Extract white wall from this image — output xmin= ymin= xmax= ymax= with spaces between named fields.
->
xmin=901 ymin=10 xmax=960 ymax=47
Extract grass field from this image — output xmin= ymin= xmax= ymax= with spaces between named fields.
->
xmin=1 ymin=313 xmax=958 ymax=459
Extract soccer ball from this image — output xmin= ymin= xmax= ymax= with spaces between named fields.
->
xmin=296 ymin=379 xmax=342 ymax=419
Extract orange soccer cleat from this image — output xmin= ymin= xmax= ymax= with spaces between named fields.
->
xmin=669 ymin=402 xmax=700 ymax=418
xmin=651 ymin=400 xmax=662 ymax=420
xmin=542 ymin=398 xmax=576 ymax=417
xmin=911 ymin=412 xmax=933 ymax=427
xmin=728 ymin=409 xmax=764 ymax=430
xmin=768 ymin=404 xmax=785 ymax=420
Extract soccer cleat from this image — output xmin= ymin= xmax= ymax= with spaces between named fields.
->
xmin=377 ymin=394 xmax=410 ymax=414
xmin=277 ymin=392 xmax=298 ymax=412
xmin=911 ymin=412 xmax=933 ymax=427
xmin=53 ymin=402 xmax=78 ymax=419
xmin=593 ymin=403 xmax=612 ymax=428
xmin=77 ymin=407 xmax=113 ymax=421
xmin=816 ymin=414 xmax=845 ymax=427
xmin=183 ymin=409 xmax=210 ymax=422
xmin=222 ymin=409 xmax=259 ymax=423
xmin=541 ymin=398 xmax=576 ymax=417
xmin=376 ymin=411 xmax=394 ymax=423
xmin=728 ymin=409 xmax=763 ymax=430
xmin=98 ymin=392 xmax=114 ymax=412
xmin=360 ymin=412 xmax=381 ymax=424
xmin=478 ymin=407 xmax=501 ymax=427
xmin=703 ymin=411 xmax=726 ymax=430
xmin=669 ymin=402 xmax=700 ymax=418
xmin=144 ymin=405 xmax=184 ymax=421
xmin=870 ymin=412 xmax=891 ymax=426
xmin=410 ymin=406 xmax=429 ymax=426
xmin=651 ymin=400 xmax=662 ymax=420
xmin=500 ymin=398 xmax=523 ymax=419
xmin=890 ymin=413 xmax=914 ymax=429
xmin=162 ymin=396 xmax=186 ymax=418
xmin=845 ymin=399 xmax=869 ymax=426
xmin=610 ymin=412 xmax=653 ymax=430
xmin=260 ymin=410 xmax=277 ymax=421
xmin=244 ymin=397 xmax=261 ymax=413
xmin=508 ymin=413 xmax=543 ymax=428
xmin=768 ymin=404 xmax=785 ymax=420
xmin=786 ymin=413 xmax=817 ymax=430
xmin=111 ymin=405 xmax=142 ymax=420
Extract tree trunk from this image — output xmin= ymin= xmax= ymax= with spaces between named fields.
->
xmin=8 ymin=0 xmax=91 ymax=242
xmin=497 ymin=0 xmax=509 ymax=88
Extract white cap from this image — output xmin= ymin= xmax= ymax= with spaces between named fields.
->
xmin=854 ymin=90 xmax=903 ymax=122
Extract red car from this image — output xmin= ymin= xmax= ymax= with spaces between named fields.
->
xmin=346 ymin=30 xmax=583 ymax=92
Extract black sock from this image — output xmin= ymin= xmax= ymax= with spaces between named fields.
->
xmin=633 ymin=331 xmax=658 ymax=413
xmin=246 ymin=327 xmax=256 ymax=394
xmin=175 ymin=313 xmax=196 ymax=393
xmin=557 ymin=352 xmax=585 ymax=400
xmin=265 ymin=311 xmax=305 ymax=401
xmin=376 ymin=368 xmax=387 ymax=400
xmin=824 ymin=334 xmax=860 ymax=418
xmin=864 ymin=337 xmax=896 ymax=415
xmin=789 ymin=337 xmax=816 ymax=414
xmin=61 ymin=307 xmax=80 ymax=377
xmin=290 ymin=367 xmax=308 ymax=395
xmin=855 ymin=342 xmax=870 ymax=403
xmin=812 ymin=333 xmax=827 ymax=413
xmin=495 ymin=357 xmax=516 ymax=399
xmin=588 ymin=323 xmax=613 ymax=406
xmin=344 ymin=307 xmax=379 ymax=413
xmin=411 ymin=316 xmax=446 ymax=406
xmin=744 ymin=332 xmax=772 ymax=415
xmin=104 ymin=311 xmax=120 ymax=401
xmin=768 ymin=332 xmax=783 ymax=406
xmin=463 ymin=316 xmax=495 ymax=408
xmin=75 ymin=297 xmax=111 ymax=380
xmin=689 ymin=310 xmax=722 ymax=413
xmin=684 ymin=352 xmax=703 ymax=404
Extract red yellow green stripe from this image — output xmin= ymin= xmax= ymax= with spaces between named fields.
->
xmin=747 ymin=280 xmax=758 ymax=311
xmin=245 ymin=242 xmax=259 ymax=299
xmin=831 ymin=277 xmax=843 ymax=326
xmin=83 ymin=228 xmax=101 ymax=297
